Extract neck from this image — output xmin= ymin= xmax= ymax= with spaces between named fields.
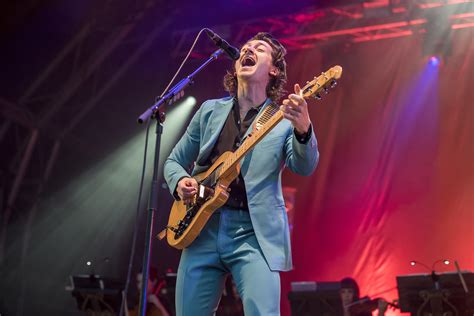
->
xmin=236 ymin=79 xmax=268 ymax=114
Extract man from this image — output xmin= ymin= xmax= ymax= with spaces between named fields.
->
xmin=164 ymin=32 xmax=319 ymax=316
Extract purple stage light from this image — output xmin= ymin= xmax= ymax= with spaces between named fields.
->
xmin=429 ymin=56 xmax=440 ymax=66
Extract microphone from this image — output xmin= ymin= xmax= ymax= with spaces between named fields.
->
xmin=205 ymin=29 xmax=240 ymax=60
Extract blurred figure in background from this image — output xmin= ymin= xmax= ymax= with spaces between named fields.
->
xmin=128 ymin=267 xmax=170 ymax=316
xmin=340 ymin=277 xmax=388 ymax=316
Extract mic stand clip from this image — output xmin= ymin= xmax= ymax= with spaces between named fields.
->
xmin=137 ymin=49 xmax=225 ymax=124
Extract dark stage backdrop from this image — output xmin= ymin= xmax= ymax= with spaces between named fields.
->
xmin=280 ymin=28 xmax=474 ymax=315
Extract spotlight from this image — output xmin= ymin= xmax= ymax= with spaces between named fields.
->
xmin=429 ymin=56 xmax=440 ymax=66
xmin=86 ymin=261 xmax=92 ymax=266
xmin=422 ymin=9 xmax=452 ymax=63
xmin=409 ymin=260 xmax=431 ymax=271
xmin=443 ymin=259 xmax=450 ymax=265
xmin=184 ymin=96 xmax=197 ymax=107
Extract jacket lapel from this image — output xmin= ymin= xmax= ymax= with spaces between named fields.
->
xmin=197 ymin=98 xmax=234 ymax=165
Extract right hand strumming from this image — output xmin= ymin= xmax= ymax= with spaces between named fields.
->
xmin=177 ymin=177 xmax=198 ymax=205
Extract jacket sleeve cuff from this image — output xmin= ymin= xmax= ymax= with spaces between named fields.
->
xmin=293 ymin=124 xmax=313 ymax=144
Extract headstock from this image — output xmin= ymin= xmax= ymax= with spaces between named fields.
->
xmin=300 ymin=65 xmax=343 ymax=100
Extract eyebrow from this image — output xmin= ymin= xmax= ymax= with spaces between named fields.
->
xmin=241 ymin=41 xmax=270 ymax=50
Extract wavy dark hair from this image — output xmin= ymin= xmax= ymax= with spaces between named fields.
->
xmin=223 ymin=32 xmax=287 ymax=102
xmin=340 ymin=277 xmax=360 ymax=300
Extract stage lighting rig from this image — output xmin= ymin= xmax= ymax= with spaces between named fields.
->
xmin=422 ymin=8 xmax=452 ymax=63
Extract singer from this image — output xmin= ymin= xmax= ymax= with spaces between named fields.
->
xmin=164 ymin=32 xmax=319 ymax=315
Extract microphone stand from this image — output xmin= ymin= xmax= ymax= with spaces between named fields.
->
xmin=135 ymin=48 xmax=225 ymax=316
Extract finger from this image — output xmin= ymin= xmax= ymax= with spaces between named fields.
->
xmin=181 ymin=182 xmax=194 ymax=189
xmin=288 ymin=94 xmax=304 ymax=104
xmin=282 ymin=111 xmax=294 ymax=121
xmin=280 ymin=104 xmax=294 ymax=114
xmin=184 ymin=180 xmax=195 ymax=187
xmin=185 ymin=182 xmax=198 ymax=191
xmin=289 ymin=104 xmax=302 ymax=113
xmin=182 ymin=188 xmax=197 ymax=195
xmin=289 ymin=103 xmax=302 ymax=114
xmin=294 ymin=83 xmax=302 ymax=96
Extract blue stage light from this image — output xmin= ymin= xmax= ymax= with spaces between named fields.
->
xmin=429 ymin=56 xmax=440 ymax=66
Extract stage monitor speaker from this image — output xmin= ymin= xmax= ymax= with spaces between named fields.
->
xmin=66 ymin=274 xmax=124 ymax=315
xmin=397 ymin=271 xmax=474 ymax=315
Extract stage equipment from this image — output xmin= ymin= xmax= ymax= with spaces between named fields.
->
xmin=66 ymin=274 xmax=124 ymax=315
xmin=288 ymin=281 xmax=343 ymax=316
xmin=397 ymin=271 xmax=474 ymax=315
xmin=423 ymin=9 xmax=452 ymax=62
xmin=204 ymin=29 xmax=240 ymax=60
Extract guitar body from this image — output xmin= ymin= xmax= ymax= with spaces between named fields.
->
xmin=167 ymin=151 xmax=240 ymax=249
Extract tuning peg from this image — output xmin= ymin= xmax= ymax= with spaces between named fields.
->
xmin=313 ymin=93 xmax=322 ymax=100
xmin=323 ymin=87 xmax=329 ymax=94
xmin=330 ymin=80 xmax=337 ymax=88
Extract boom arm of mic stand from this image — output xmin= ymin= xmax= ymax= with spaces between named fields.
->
xmin=137 ymin=49 xmax=225 ymax=124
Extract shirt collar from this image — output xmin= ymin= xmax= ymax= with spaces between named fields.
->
xmin=233 ymin=97 xmax=271 ymax=111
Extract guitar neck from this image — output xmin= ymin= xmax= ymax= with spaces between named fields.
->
xmin=214 ymin=65 xmax=343 ymax=179
xmin=217 ymin=109 xmax=284 ymax=178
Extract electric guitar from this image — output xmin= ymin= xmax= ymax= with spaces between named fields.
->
xmin=160 ymin=65 xmax=343 ymax=249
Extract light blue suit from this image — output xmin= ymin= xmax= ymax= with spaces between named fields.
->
xmin=164 ymin=96 xmax=319 ymax=315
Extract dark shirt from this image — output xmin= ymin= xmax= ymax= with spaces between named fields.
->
xmin=206 ymin=98 xmax=265 ymax=210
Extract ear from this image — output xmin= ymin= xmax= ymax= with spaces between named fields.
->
xmin=269 ymin=68 xmax=278 ymax=77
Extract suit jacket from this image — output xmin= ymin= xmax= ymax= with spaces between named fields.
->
xmin=164 ymin=96 xmax=319 ymax=271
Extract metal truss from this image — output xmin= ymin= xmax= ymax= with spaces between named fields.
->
xmin=0 ymin=0 xmax=170 ymax=262
xmin=171 ymin=0 xmax=474 ymax=55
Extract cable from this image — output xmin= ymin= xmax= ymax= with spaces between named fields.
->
xmin=119 ymin=119 xmax=151 ymax=316
xmin=159 ymin=28 xmax=207 ymax=99
xmin=118 ymin=28 xmax=207 ymax=316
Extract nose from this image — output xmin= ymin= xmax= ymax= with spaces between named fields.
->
xmin=242 ymin=46 xmax=255 ymax=55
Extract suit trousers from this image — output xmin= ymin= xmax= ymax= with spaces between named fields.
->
xmin=175 ymin=207 xmax=281 ymax=316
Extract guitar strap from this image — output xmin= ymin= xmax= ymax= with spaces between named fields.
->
xmin=253 ymin=101 xmax=280 ymax=132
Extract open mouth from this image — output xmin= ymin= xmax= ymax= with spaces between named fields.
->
xmin=241 ymin=55 xmax=256 ymax=67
